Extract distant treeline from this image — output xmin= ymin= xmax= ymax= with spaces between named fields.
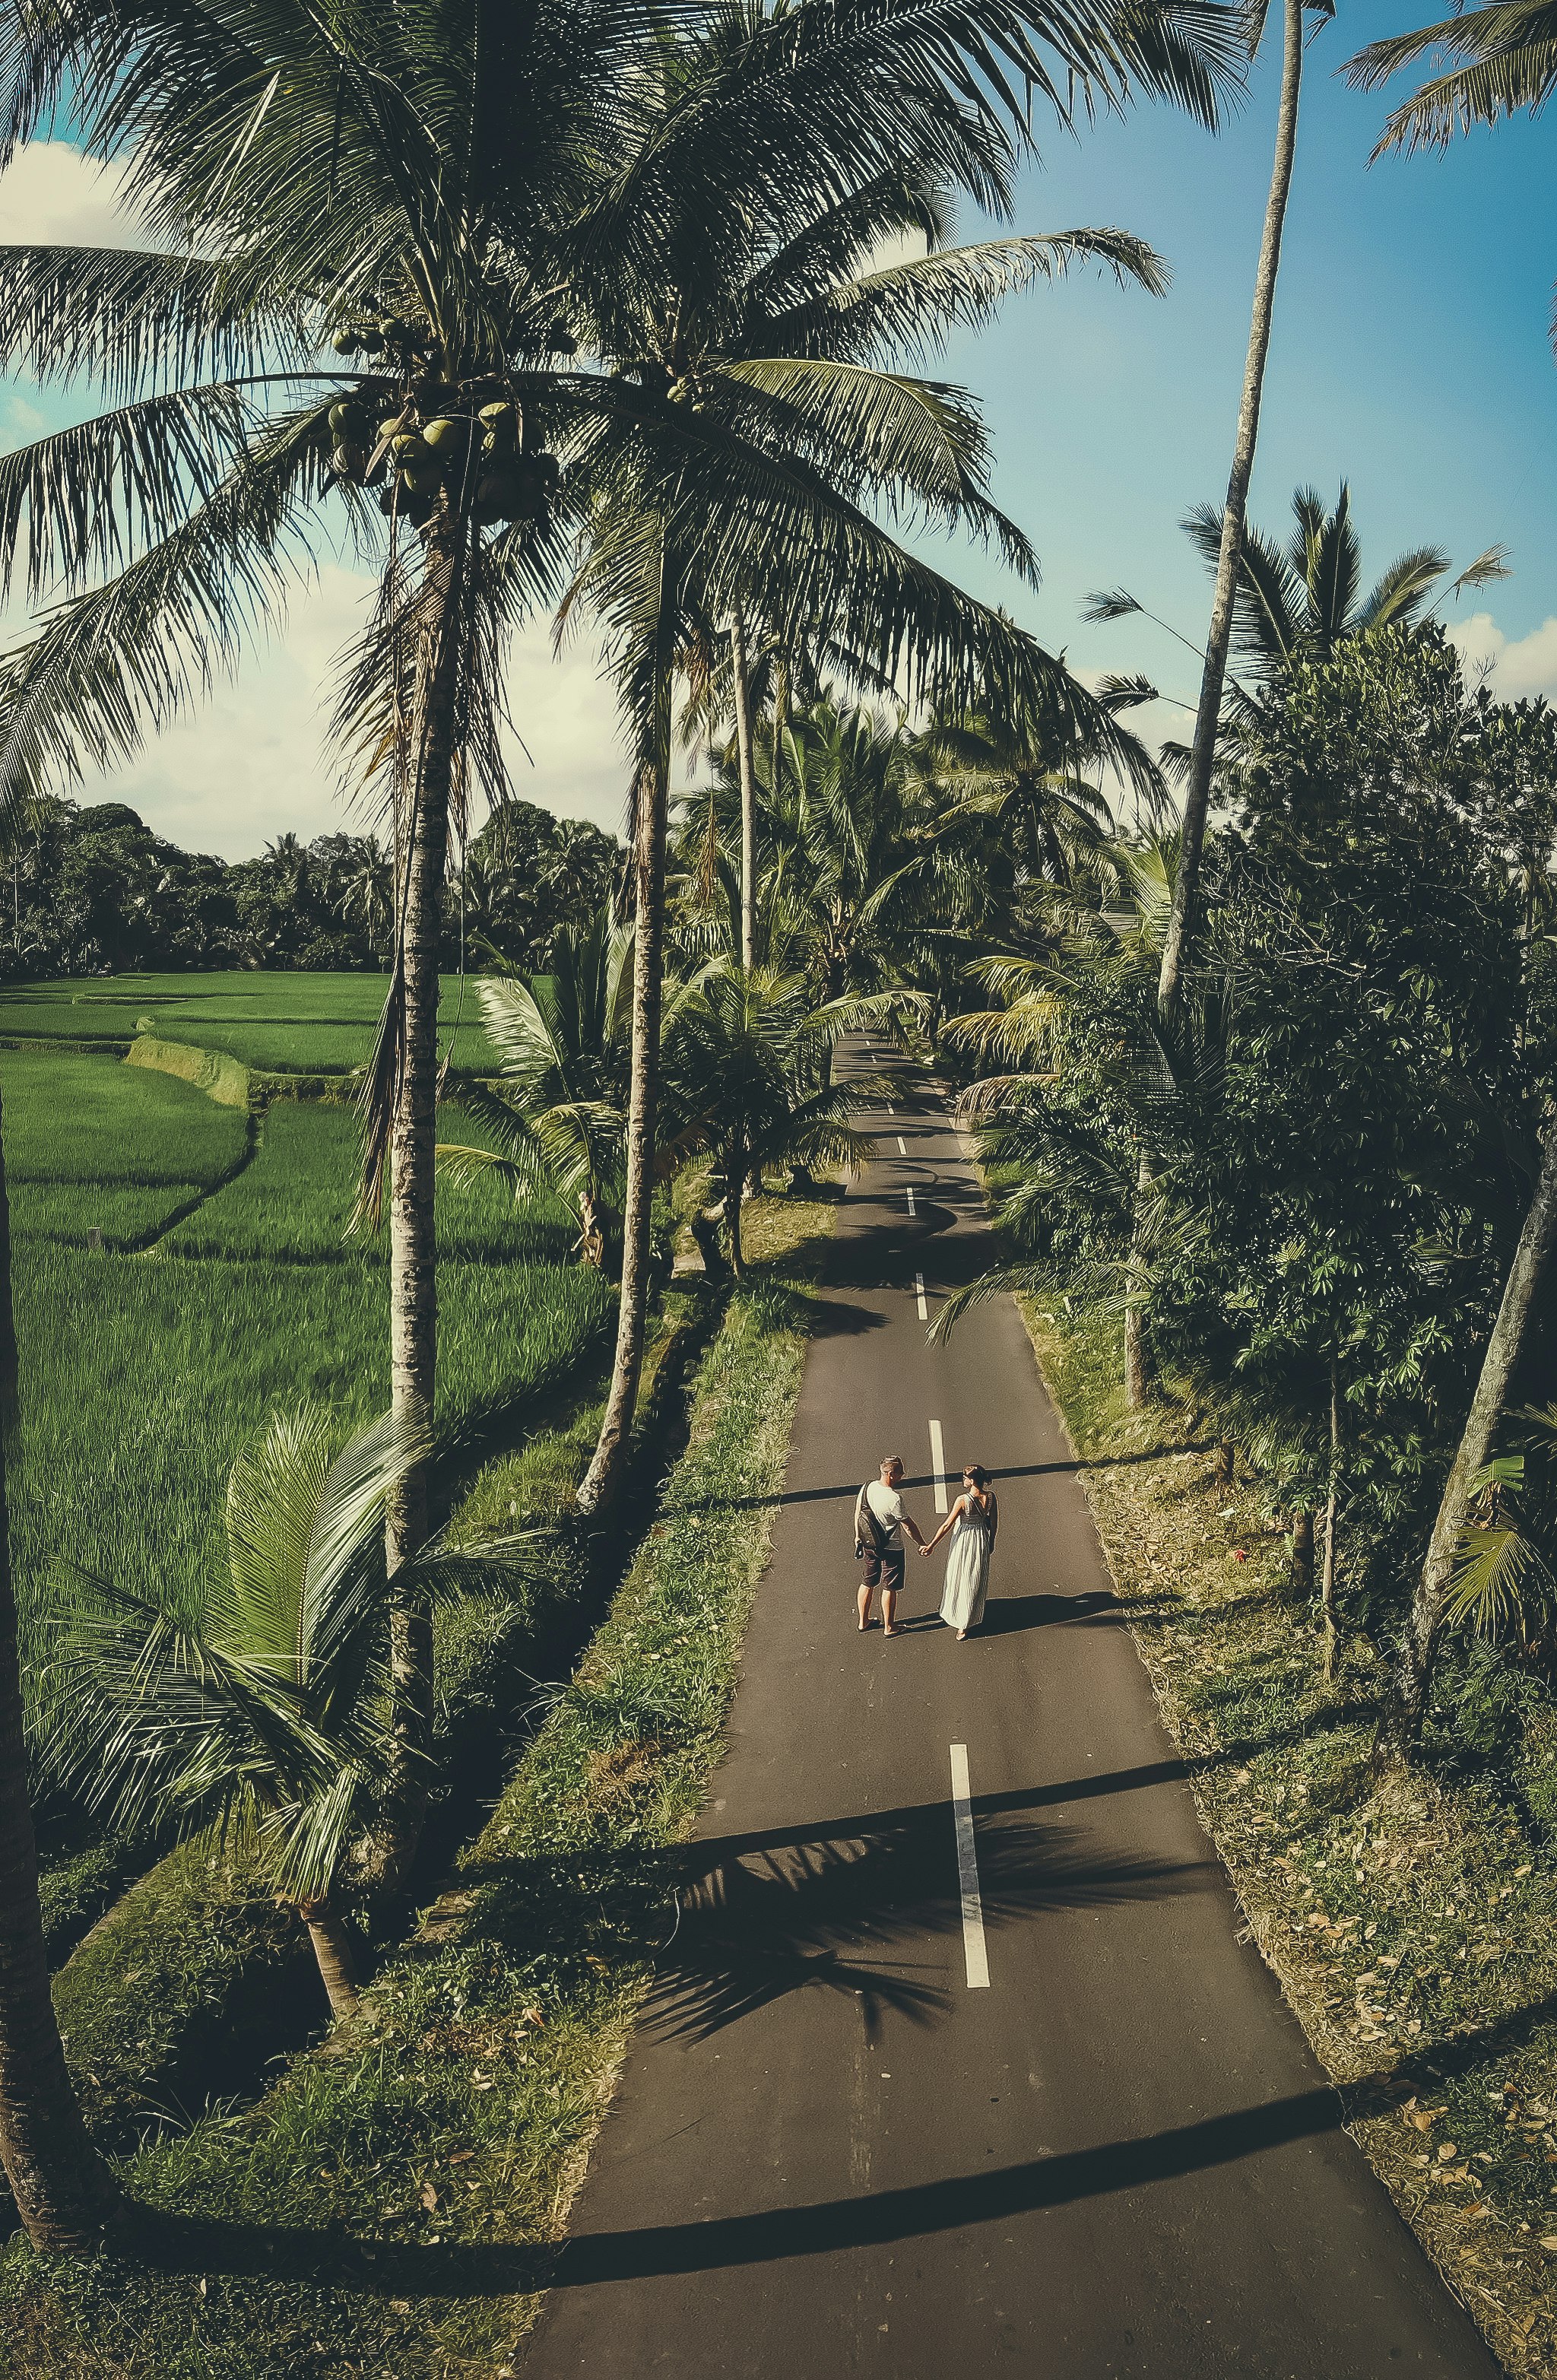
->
xmin=1 ymin=794 xmax=623 ymax=978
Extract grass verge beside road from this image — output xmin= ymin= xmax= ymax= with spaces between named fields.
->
xmin=1022 ymin=1294 xmax=1557 ymax=2378
xmin=0 ymin=1188 xmax=836 ymax=2379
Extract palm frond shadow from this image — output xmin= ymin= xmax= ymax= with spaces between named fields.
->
xmin=646 ymin=1817 xmax=1209 ymax=2043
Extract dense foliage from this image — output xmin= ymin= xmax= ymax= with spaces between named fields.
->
xmin=0 ymin=797 xmax=619 ymax=977
xmin=962 ymin=624 xmax=1557 ymax=1735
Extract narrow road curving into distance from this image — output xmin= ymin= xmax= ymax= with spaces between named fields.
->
xmin=523 ymin=1052 xmax=1498 ymax=2378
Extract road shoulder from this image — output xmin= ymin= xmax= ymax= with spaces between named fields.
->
xmin=1022 ymin=1292 xmax=1557 ymax=2378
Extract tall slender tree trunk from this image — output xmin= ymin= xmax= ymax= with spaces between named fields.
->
xmin=726 ymin=1143 xmax=746 ymax=1277
xmin=1156 ymin=0 xmax=1305 ymax=1022
xmin=1386 ymin=1118 xmax=1557 ymax=1752
xmin=1124 ymin=1299 xmax=1153 ymax=1410
xmin=1321 ymin=1359 xmax=1341 ymax=1683
xmin=1289 ymin=1506 xmax=1314 ymax=1600
xmin=730 ymin=611 xmax=757 ymax=972
xmin=300 ymin=1896 xmax=361 ymax=2022
xmin=381 ymin=516 xmax=463 ymax=1876
xmin=771 ymin=652 xmax=789 ymax=813
xmin=0 ymin=1098 xmax=130 ymax=2253
xmin=577 ymin=747 xmax=668 ymax=1511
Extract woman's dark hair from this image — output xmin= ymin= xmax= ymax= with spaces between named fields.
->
xmin=962 ymin=1464 xmax=991 ymax=1489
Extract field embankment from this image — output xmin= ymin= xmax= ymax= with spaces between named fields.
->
xmin=1023 ymin=1296 xmax=1557 ymax=2377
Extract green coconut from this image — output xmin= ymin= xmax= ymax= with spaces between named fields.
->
xmin=330 ymin=329 xmax=359 ymax=356
xmin=422 ymin=416 xmax=465 ymax=451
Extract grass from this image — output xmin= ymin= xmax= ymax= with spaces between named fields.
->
xmin=0 ymin=1187 xmax=838 ymax=2379
xmin=1020 ymin=1291 xmax=1557 ymax=2377
xmin=0 ymin=974 xmax=499 ymax=1072
xmin=7 ymin=1058 xmax=610 ymax=1687
xmin=2 ymin=1049 xmax=249 ymax=1188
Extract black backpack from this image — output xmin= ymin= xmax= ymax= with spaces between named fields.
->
xmin=854 ymin=1483 xmax=886 ymax=1561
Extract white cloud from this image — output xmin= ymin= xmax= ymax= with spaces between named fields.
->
xmin=1451 ymin=611 xmax=1557 ymax=706
xmin=0 ymin=141 xmax=143 ymax=248
xmin=0 ymin=142 xmax=635 ymax=855
xmin=87 ymin=572 xmax=634 ymax=858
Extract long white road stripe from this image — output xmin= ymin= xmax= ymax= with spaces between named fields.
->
xmin=915 ymin=1271 xmax=928 ymax=1322
xmin=897 ymin=1136 xmax=908 ymax=1156
xmin=906 ymin=1185 xmax=917 ymax=1217
xmin=928 ymin=1417 xmax=948 ymax=1512
xmin=950 ymin=1744 xmax=990 ymax=1989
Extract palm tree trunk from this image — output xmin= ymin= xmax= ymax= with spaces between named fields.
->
xmin=578 ymin=750 xmax=669 ymax=1513
xmin=771 ymin=652 xmax=789 ymax=810
xmin=300 ymin=1896 xmax=360 ymax=2021
xmin=0 ymin=1098 xmax=129 ymax=2252
xmin=382 ymin=514 xmax=464 ymax=1874
xmin=726 ymin=1144 xmax=745 ymax=1277
xmin=1321 ymin=1359 xmax=1340 ymax=1682
xmin=1124 ymin=1300 xmax=1153 ymax=1410
xmin=1387 ymin=1116 xmax=1557 ymax=1752
xmin=730 ymin=611 xmax=757 ymax=972
xmin=579 ymin=1190 xmax=607 ymax=1271
xmin=1156 ymin=0 xmax=1305 ymax=1022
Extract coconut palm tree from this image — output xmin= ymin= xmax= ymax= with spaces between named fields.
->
xmin=910 ymin=705 xmax=1120 ymax=887
xmin=42 ymin=1404 xmax=537 ymax=2020
xmin=659 ymin=964 xmax=883 ymax=1273
xmin=0 ymin=0 xmax=1244 ymax=1755
xmin=617 ymin=152 xmax=1172 ymax=962
xmin=436 ymin=909 xmax=636 ymax=1269
xmin=1158 ymin=0 xmax=1335 ymax=1024
xmin=1345 ymin=2 xmax=1557 ymax=224
xmin=1179 ymin=483 xmax=1508 ymax=674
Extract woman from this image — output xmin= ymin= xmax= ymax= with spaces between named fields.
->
xmin=921 ymin=1464 xmax=997 ymax=1639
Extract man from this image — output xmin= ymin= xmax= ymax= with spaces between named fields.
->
xmin=854 ymin=1454 xmax=928 ymax=1638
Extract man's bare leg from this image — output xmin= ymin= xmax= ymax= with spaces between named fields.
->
xmin=858 ymin=1582 xmax=874 ymax=1630
xmin=882 ymin=1587 xmax=899 ymax=1636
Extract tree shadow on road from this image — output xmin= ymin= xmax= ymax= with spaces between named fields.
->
xmin=643 ymin=1814 xmax=1215 ymax=2045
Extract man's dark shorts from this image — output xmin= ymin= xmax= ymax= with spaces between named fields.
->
xmin=861 ymin=1544 xmax=905 ymax=1592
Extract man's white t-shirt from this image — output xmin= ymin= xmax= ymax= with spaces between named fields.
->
xmin=864 ymin=1480 xmax=905 ymax=1542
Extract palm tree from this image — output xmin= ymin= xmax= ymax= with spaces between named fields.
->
xmin=436 ymin=909 xmax=636 ymax=1269
xmin=1179 ymin=483 xmax=1508 ymax=673
xmin=43 ymin=1405 xmax=534 ymax=2019
xmin=629 ymin=163 xmax=1171 ymax=961
xmin=1158 ymin=0 xmax=1334 ymax=1023
xmin=659 ymin=965 xmax=881 ymax=1274
xmin=560 ymin=42 xmax=1225 ymax=1516
xmin=334 ymin=834 xmax=394 ymax=959
xmin=910 ymin=705 xmax=1120 ymax=887
xmin=1345 ymin=3 xmax=1557 ymax=208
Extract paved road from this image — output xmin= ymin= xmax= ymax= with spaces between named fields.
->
xmin=524 ymin=1059 xmax=1496 ymax=2378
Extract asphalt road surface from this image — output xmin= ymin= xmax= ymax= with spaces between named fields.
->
xmin=523 ymin=1055 xmax=1497 ymax=2378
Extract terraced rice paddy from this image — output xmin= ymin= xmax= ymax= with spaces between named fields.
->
xmin=0 ymin=969 xmax=499 ymax=1071
xmin=2 ymin=1042 xmax=611 ymax=1685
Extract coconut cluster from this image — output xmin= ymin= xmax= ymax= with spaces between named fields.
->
xmin=324 ymin=374 xmax=562 ymax=532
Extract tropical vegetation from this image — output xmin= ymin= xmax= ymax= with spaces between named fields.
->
xmin=0 ymin=0 xmax=1553 ymax=2359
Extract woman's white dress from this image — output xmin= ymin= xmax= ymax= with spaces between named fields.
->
xmin=940 ymin=1502 xmax=992 ymax=1632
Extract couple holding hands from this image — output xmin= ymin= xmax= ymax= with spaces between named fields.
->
xmin=854 ymin=1453 xmax=997 ymax=1642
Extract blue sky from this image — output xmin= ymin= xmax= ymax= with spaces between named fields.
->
xmin=934 ymin=2 xmax=1557 ymax=728
xmin=0 ymin=10 xmax=1553 ymax=854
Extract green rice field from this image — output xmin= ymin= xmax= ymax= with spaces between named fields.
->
xmin=0 ymin=971 xmax=500 ymax=1072
xmin=0 ymin=1043 xmax=611 ymax=1685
